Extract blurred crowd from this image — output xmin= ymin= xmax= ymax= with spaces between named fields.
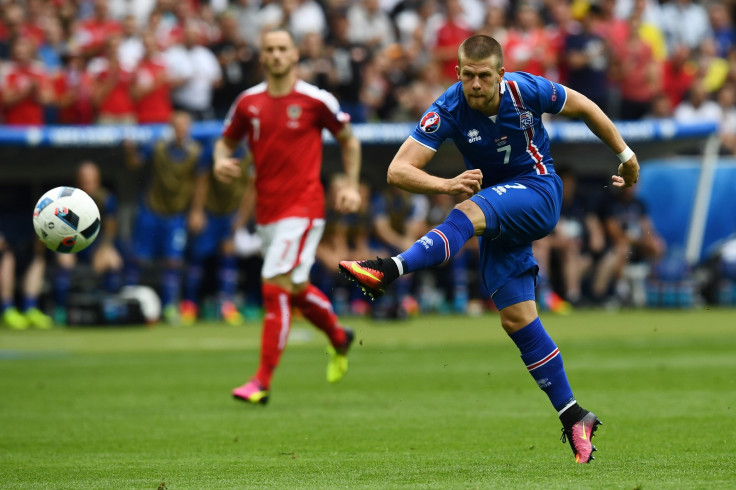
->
xmin=3 ymin=0 xmax=736 ymax=149
xmin=5 ymin=0 xmax=736 ymax=328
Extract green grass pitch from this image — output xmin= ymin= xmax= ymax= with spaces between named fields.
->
xmin=2 ymin=308 xmax=735 ymax=489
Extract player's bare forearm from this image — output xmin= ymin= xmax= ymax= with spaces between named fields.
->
xmin=387 ymin=139 xmax=483 ymax=195
xmin=233 ymin=178 xmax=256 ymax=230
xmin=337 ymin=126 xmax=361 ymax=188
xmin=386 ymin=138 xmax=483 ymax=195
xmin=190 ymin=172 xmax=209 ymax=214
xmin=213 ymin=137 xmax=241 ymax=183
xmin=101 ymin=217 xmax=118 ymax=246
xmin=335 ymin=128 xmax=362 ymax=213
xmin=188 ymin=174 xmax=208 ymax=233
xmin=559 ymin=87 xmax=639 ymax=187
xmin=560 ymin=89 xmax=627 ymax=153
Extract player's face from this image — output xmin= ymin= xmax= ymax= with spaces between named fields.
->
xmin=260 ymin=31 xmax=299 ymax=78
xmin=457 ymin=55 xmax=505 ymax=115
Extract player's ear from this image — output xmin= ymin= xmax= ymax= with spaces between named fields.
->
xmin=455 ymin=65 xmax=461 ymax=80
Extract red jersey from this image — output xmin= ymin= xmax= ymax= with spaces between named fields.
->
xmin=505 ymin=28 xmax=554 ymax=76
xmin=0 ymin=61 xmax=50 ymax=125
xmin=53 ymin=69 xmax=94 ymax=124
xmin=87 ymin=58 xmax=135 ymax=118
xmin=434 ymin=20 xmax=474 ymax=82
xmin=222 ymin=80 xmax=349 ymax=224
xmin=134 ymin=57 xmax=172 ymax=124
xmin=75 ymin=18 xmax=123 ymax=55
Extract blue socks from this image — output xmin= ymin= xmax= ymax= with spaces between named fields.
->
xmin=161 ymin=266 xmax=181 ymax=307
xmin=218 ymin=255 xmax=238 ymax=298
xmin=22 ymin=296 xmax=39 ymax=311
xmin=398 ymin=209 xmax=475 ymax=274
xmin=509 ymin=317 xmax=575 ymax=413
xmin=54 ymin=267 xmax=72 ymax=308
xmin=184 ymin=259 xmax=204 ymax=302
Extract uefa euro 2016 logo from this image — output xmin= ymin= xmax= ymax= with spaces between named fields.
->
xmin=420 ymin=112 xmax=441 ymax=133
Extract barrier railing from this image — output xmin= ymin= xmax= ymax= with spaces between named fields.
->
xmin=0 ymin=119 xmax=719 ymax=147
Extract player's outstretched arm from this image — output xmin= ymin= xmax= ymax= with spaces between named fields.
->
xmin=387 ymin=138 xmax=483 ymax=195
xmin=213 ymin=137 xmax=242 ymax=184
xmin=558 ymin=87 xmax=639 ymax=188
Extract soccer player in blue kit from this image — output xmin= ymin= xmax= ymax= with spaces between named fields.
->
xmin=339 ymin=35 xmax=640 ymax=464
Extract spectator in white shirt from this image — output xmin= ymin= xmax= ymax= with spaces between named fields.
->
xmin=258 ymin=0 xmax=326 ymax=46
xmin=673 ymin=79 xmax=723 ymax=124
xmin=167 ymin=21 xmax=222 ymax=120
xmin=660 ymin=0 xmax=712 ymax=53
xmin=118 ymin=14 xmax=144 ymax=72
xmin=347 ymin=0 xmax=396 ymax=51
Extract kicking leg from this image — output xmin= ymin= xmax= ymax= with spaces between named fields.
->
xmin=340 ymin=201 xmax=488 ymax=299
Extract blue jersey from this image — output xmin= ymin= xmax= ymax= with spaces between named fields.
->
xmin=410 ymin=71 xmax=568 ymax=298
xmin=411 ymin=71 xmax=566 ymax=187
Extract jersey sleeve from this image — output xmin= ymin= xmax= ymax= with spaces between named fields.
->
xmin=222 ymin=94 xmax=249 ymax=141
xmin=315 ymin=89 xmax=350 ymax=136
xmin=532 ymin=74 xmax=567 ymax=114
xmin=409 ymin=104 xmax=454 ymax=152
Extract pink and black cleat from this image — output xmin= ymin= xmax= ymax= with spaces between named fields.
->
xmin=561 ymin=411 xmax=602 ymax=463
xmin=232 ymin=379 xmax=269 ymax=405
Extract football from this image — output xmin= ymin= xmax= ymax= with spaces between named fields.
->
xmin=32 ymin=186 xmax=101 ymax=253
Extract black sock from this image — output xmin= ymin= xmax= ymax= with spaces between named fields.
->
xmin=559 ymin=402 xmax=588 ymax=429
xmin=380 ymin=257 xmax=400 ymax=283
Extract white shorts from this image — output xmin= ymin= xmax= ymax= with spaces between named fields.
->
xmin=257 ymin=217 xmax=325 ymax=283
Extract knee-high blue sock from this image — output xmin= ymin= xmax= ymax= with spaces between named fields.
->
xmin=22 ymin=295 xmax=39 ymax=311
xmin=103 ymin=270 xmax=122 ymax=293
xmin=509 ymin=317 xmax=575 ymax=413
xmin=218 ymin=254 xmax=238 ymax=300
xmin=161 ymin=266 xmax=182 ymax=307
xmin=54 ymin=267 xmax=72 ymax=307
xmin=398 ymin=209 xmax=475 ymax=274
xmin=184 ymin=259 xmax=203 ymax=303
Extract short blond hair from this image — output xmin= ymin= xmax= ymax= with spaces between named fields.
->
xmin=458 ymin=35 xmax=504 ymax=69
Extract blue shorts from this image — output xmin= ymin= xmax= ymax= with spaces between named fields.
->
xmin=469 ymin=173 xmax=562 ymax=298
xmin=131 ymin=205 xmax=187 ymax=261
xmin=189 ymin=212 xmax=235 ymax=260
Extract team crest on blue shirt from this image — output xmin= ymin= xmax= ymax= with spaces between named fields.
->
xmin=519 ymin=111 xmax=533 ymax=129
xmin=420 ymin=111 xmax=441 ymax=133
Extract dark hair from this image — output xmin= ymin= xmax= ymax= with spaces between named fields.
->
xmin=458 ymin=35 xmax=504 ymax=69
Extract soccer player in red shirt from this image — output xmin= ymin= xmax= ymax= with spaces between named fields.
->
xmin=213 ymin=28 xmax=362 ymax=405
xmin=1 ymin=37 xmax=54 ymax=125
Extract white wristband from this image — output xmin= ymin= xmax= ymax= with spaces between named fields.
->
xmin=617 ymin=146 xmax=634 ymax=163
